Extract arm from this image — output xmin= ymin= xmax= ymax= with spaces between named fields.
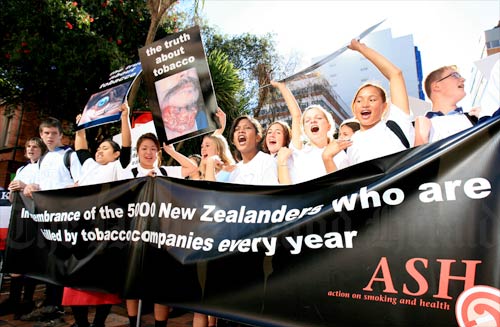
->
xmin=349 ymin=39 xmax=409 ymax=115
xmin=162 ymin=143 xmax=197 ymax=177
xmin=203 ymin=156 xmax=222 ymax=181
xmin=213 ymin=107 xmax=226 ymax=136
xmin=271 ymin=80 xmax=303 ymax=150
xmin=277 ymin=147 xmax=293 ymax=185
xmin=75 ymin=114 xmax=88 ymax=151
xmin=121 ymin=103 xmax=132 ymax=147
xmin=414 ymin=116 xmax=431 ymax=146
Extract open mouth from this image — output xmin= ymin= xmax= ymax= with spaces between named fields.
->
xmin=310 ymin=126 xmax=319 ymax=133
xmin=238 ymin=135 xmax=247 ymax=145
xmin=360 ymin=110 xmax=372 ymax=119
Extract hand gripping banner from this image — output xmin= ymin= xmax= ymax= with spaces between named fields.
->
xmin=4 ymin=116 xmax=499 ymax=327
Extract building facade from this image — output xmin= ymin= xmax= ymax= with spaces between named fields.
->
xmin=314 ymin=28 xmax=424 ymax=114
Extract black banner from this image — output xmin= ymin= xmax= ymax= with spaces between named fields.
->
xmin=4 ymin=116 xmax=500 ymax=327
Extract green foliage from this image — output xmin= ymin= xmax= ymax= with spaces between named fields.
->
xmin=201 ymin=25 xmax=283 ymax=115
xmin=0 ymin=0 xmax=182 ymax=121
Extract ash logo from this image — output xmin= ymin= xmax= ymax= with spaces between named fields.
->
xmin=455 ymin=285 xmax=500 ymax=327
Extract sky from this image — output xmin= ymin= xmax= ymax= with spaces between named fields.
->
xmin=199 ymin=0 xmax=499 ymax=91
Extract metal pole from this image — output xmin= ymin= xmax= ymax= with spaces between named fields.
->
xmin=136 ymin=299 xmax=142 ymax=327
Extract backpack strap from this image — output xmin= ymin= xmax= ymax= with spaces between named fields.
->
xmin=386 ymin=120 xmax=410 ymax=149
xmin=159 ymin=167 xmax=168 ymax=177
xmin=464 ymin=112 xmax=478 ymax=126
xmin=131 ymin=167 xmax=139 ymax=178
xmin=63 ymin=149 xmax=74 ymax=179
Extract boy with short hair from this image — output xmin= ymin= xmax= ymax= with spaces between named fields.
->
xmin=24 ymin=117 xmax=81 ymax=196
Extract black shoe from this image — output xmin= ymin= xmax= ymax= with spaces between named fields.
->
xmin=0 ymin=299 xmax=15 ymax=315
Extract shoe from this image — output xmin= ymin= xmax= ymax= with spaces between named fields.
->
xmin=20 ymin=307 xmax=44 ymax=321
xmin=0 ymin=299 xmax=15 ymax=315
xmin=42 ymin=317 xmax=67 ymax=327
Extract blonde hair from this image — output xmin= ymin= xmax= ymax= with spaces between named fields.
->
xmin=204 ymin=134 xmax=235 ymax=165
xmin=300 ymin=105 xmax=336 ymax=144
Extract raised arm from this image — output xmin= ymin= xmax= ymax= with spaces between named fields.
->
xmin=121 ymin=103 xmax=132 ymax=147
xmin=271 ymin=80 xmax=303 ymax=149
xmin=162 ymin=143 xmax=197 ymax=177
xmin=75 ymin=114 xmax=88 ymax=150
xmin=349 ymin=39 xmax=409 ymax=115
xmin=213 ymin=107 xmax=226 ymax=136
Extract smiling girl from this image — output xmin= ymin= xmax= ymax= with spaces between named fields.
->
xmin=323 ymin=39 xmax=414 ymax=172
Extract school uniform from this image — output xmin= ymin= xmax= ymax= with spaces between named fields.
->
xmin=290 ymin=143 xmax=348 ymax=184
xmin=228 ymin=151 xmax=278 ymax=185
xmin=36 ymin=147 xmax=81 ymax=190
xmin=13 ymin=162 xmax=39 ymax=185
xmin=76 ymin=147 xmax=131 ymax=186
xmin=348 ymin=104 xmax=414 ymax=165
xmin=120 ymin=164 xmax=183 ymax=179
xmin=424 ymin=108 xmax=474 ymax=143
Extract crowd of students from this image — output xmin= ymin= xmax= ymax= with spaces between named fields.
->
xmin=3 ymin=39 xmax=499 ymax=327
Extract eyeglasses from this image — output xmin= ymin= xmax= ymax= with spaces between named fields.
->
xmin=436 ymin=72 xmax=462 ymax=83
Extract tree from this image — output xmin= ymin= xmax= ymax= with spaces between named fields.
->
xmin=201 ymin=25 xmax=284 ymax=117
xmin=0 ymin=0 xmax=182 ymax=122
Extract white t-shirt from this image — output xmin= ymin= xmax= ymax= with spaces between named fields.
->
xmin=428 ymin=114 xmax=473 ymax=143
xmin=289 ymin=143 xmax=348 ymax=184
xmin=347 ymin=104 xmax=414 ymax=165
xmin=35 ymin=148 xmax=81 ymax=190
xmin=13 ymin=162 xmax=39 ymax=185
xmin=78 ymin=159 xmax=126 ymax=186
xmin=228 ymin=151 xmax=278 ymax=185
xmin=120 ymin=165 xmax=183 ymax=179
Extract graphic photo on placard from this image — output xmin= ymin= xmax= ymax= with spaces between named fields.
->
xmin=155 ymin=67 xmax=208 ymax=140
xmin=138 ymin=25 xmax=219 ymax=145
xmin=78 ymin=82 xmax=130 ymax=127
xmin=77 ymin=61 xmax=142 ymax=130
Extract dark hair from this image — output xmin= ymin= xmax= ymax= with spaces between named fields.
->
xmin=262 ymin=121 xmax=291 ymax=154
xmin=424 ymin=65 xmax=457 ymax=99
xmin=136 ymin=133 xmax=162 ymax=166
xmin=341 ymin=121 xmax=360 ymax=133
xmin=39 ymin=117 xmax=63 ymax=134
xmin=136 ymin=133 xmax=160 ymax=150
xmin=229 ymin=115 xmax=263 ymax=161
xmin=100 ymin=138 xmax=121 ymax=153
xmin=188 ymin=154 xmax=202 ymax=166
xmin=25 ymin=137 xmax=48 ymax=157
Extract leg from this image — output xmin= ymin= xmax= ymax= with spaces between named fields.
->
xmin=154 ymin=303 xmax=169 ymax=327
xmin=71 ymin=305 xmax=90 ymax=327
xmin=91 ymin=304 xmax=112 ymax=327
xmin=193 ymin=312 xmax=208 ymax=327
xmin=126 ymin=299 xmax=139 ymax=327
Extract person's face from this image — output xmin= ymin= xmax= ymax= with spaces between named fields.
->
xmin=303 ymin=108 xmax=331 ymax=144
xmin=353 ymin=86 xmax=387 ymax=130
xmin=266 ymin=123 xmax=286 ymax=155
xmin=95 ymin=141 xmax=119 ymax=165
xmin=201 ymin=136 xmax=218 ymax=159
xmin=339 ymin=125 xmax=355 ymax=141
xmin=434 ymin=69 xmax=466 ymax=103
xmin=40 ymin=127 xmax=62 ymax=151
xmin=162 ymin=80 xmax=200 ymax=134
xmin=25 ymin=141 xmax=43 ymax=162
xmin=232 ymin=118 xmax=260 ymax=155
xmin=137 ymin=139 xmax=158 ymax=169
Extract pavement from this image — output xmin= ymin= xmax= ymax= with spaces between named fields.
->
xmin=0 ymin=275 xmax=194 ymax=327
